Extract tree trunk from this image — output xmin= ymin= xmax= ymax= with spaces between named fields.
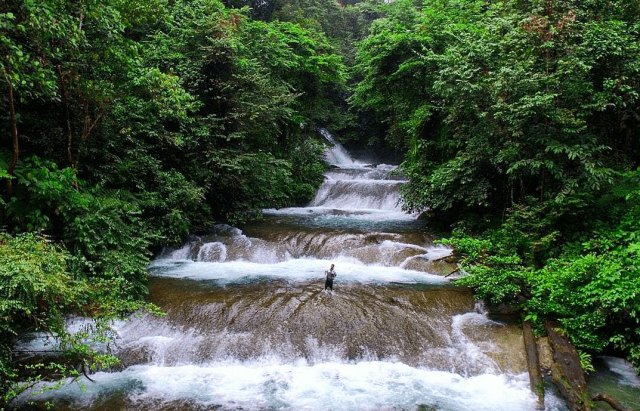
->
xmin=73 ymin=101 xmax=104 ymax=169
xmin=6 ymin=80 xmax=19 ymax=195
xmin=57 ymin=65 xmax=74 ymax=166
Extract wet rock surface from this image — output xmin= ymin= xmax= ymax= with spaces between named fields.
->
xmin=109 ymin=278 xmax=527 ymax=376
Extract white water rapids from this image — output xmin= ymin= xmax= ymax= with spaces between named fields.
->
xmin=15 ymin=131 xmax=570 ymax=411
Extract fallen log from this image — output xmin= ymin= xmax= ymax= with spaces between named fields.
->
xmin=544 ymin=321 xmax=591 ymax=411
xmin=444 ymin=268 xmax=461 ymax=278
xmin=523 ymin=320 xmax=544 ymax=409
xmin=430 ymin=254 xmax=454 ymax=263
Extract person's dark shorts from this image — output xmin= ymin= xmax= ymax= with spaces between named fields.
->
xmin=325 ymin=279 xmax=333 ymax=290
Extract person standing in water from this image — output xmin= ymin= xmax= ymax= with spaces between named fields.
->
xmin=325 ymin=263 xmax=337 ymax=291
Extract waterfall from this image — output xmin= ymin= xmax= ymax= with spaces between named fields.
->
xmin=266 ymin=131 xmax=415 ymax=225
xmin=321 ymin=128 xmax=362 ymax=167
xmin=16 ymin=133 xmax=568 ymax=411
xmin=196 ymin=242 xmax=227 ymax=262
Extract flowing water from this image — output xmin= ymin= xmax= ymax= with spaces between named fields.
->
xmin=17 ymin=132 xmax=572 ymax=410
xmin=586 ymin=356 xmax=640 ymax=410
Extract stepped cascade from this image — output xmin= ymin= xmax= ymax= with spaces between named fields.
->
xmin=17 ymin=130 xmax=570 ymax=411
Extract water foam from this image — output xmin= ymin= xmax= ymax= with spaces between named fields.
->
xmin=22 ymin=360 xmax=547 ymax=411
xmin=148 ymin=258 xmax=447 ymax=285
xmin=197 ymin=242 xmax=228 ymax=262
xmin=598 ymin=356 xmax=640 ymax=387
xmin=448 ymin=312 xmax=503 ymax=376
xmin=263 ymin=206 xmax=417 ymax=222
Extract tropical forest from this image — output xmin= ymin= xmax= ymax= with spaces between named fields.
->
xmin=1 ymin=0 xmax=640 ymax=410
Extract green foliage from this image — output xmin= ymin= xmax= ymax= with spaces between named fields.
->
xmin=351 ymin=0 xmax=639 ymax=219
xmin=445 ymin=233 xmax=528 ymax=306
xmin=3 ymin=157 xmax=157 ymax=301
xmin=149 ymin=171 xmax=207 ymax=243
xmin=0 ymin=233 xmax=83 ymax=407
xmin=0 ymin=233 xmax=75 ymax=338
xmin=0 ymin=0 xmax=79 ymax=100
xmin=206 ymin=148 xmax=326 ymax=224
xmin=289 ymin=138 xmax=328 ymax=200
xmin=0 ymin=232 xmax=164 ymax=408
xmin=579 ymin=351 xmax=595 ymax=374
xmin=3 ymin=0 xmax=340 ymax=233
xmin=451 ymin=170 xmax=640 ymax=371
xmin=6 ymin=157 xmax=85 ymax=232
xmin=0 ymin=149 xmax=12 ymax=180
xmin=138 ymin=0 xmax=339 ymax=222
xmin=64 ymin=190 xmax=156 ymax=299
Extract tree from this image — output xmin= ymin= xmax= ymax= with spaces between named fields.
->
xmin=352 ymin=0 xmax=640 ymax=221
xmin=1 ymin=0 xmax=83 ymax=192
xmin=141 ymin=0 xmax=343 ymax=222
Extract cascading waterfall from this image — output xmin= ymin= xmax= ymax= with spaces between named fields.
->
xmin=16 ymin=129 xmax=570 ymax=411
xmin=322 ymin=127 xmax=361 ymax=167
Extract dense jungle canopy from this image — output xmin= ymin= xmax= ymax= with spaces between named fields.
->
xmin=1 ymin=0 xmax=640 ymax=406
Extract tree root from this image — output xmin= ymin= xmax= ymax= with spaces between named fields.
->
xmin=590 ymin=393 xmax=634 ymax=411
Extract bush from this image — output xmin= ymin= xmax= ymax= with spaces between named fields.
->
xmin=6 ymin=157 xmax=86 ymax=233
xmin=64 ymin=190 xmax=157 ymax=300
xmin=450 ymin=172 xmax=640 ymax=371
xmin=0 ymin=233 xmax=83 ymax=407
xmin=0 ymin=232 xmax=164 ymax=408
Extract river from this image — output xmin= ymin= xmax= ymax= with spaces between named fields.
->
xmin=16 ymin=133 xmax=580 ymax=410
